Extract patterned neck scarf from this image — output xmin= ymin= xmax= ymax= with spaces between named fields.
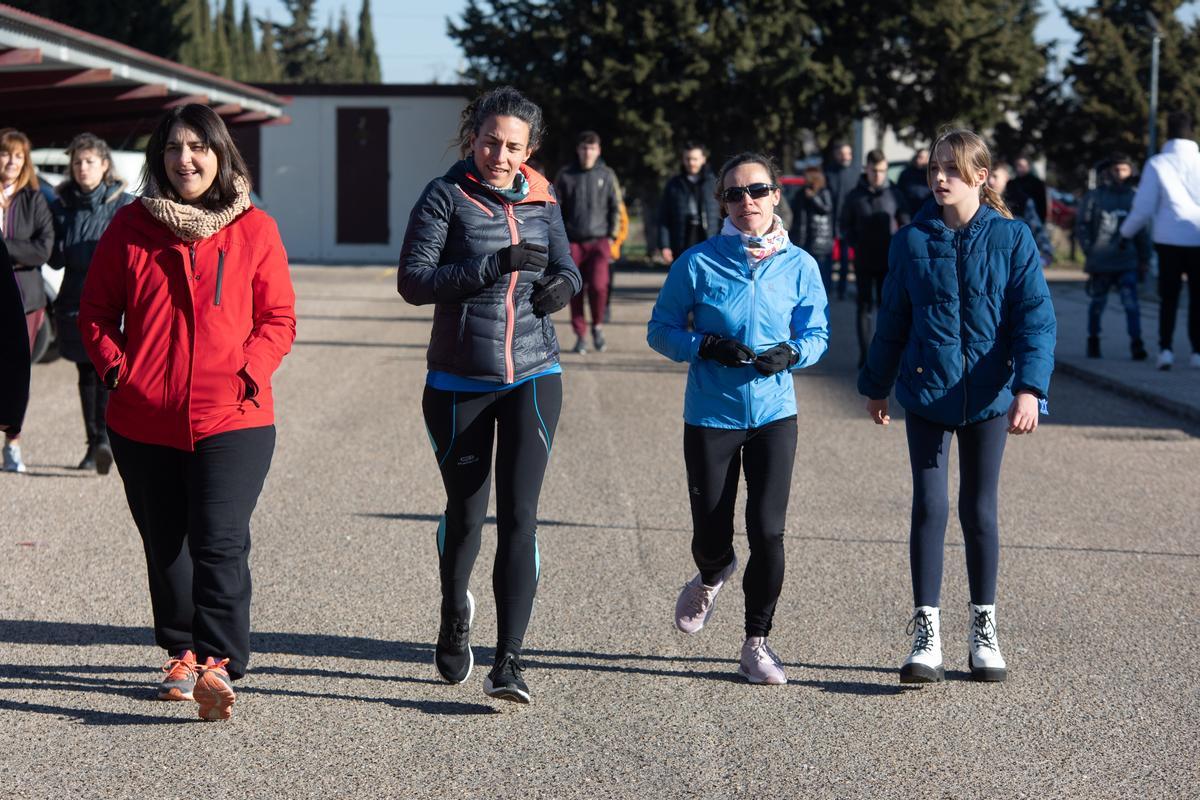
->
xmin=721 ymin=214 xmax=788 ymax=264
xmin=468 ymin=164 xmax=530 ymax=203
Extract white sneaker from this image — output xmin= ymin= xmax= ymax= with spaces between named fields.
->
xmin=900 ymin=606 xmax=943 ymax=684
xmin=968 ymin=603 xmax=1007 ymax=682
xmin=2 ymin=443 xmax=27 ymax=473
xmin=1190 ymin=353 xmax=1200 ymax=369
xmin=673 ymin=555 xmax=738 ymax=634
xmin=1157 ymin=349 xmax=1174 ymax=370
xmin=737 ymin=636 xmax=787 ymax=685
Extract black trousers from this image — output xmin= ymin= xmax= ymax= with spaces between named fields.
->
xmin=855 ymin=269 xmax=887 ymax=366
xmin=683 ymin=416 xmax=797 ymax=638
xmin=1154 ymin=244 xmax=1199 ymax=352
xmin=109 ymin=425 xmax=275 ymax=680
xmin=422 ymin=374 xmax=562 ymax=659
xmin=75 ymin=363 xmax=109 ymax=449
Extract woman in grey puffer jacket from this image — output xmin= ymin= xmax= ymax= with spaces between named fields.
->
xmin=50 ymin=133 xmax=134 ymax=473
xmin=397 ymin=86 xmax=580 ymax=706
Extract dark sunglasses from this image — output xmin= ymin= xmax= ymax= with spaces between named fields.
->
xmin=721 ymin=183 xmax=778 ymax=203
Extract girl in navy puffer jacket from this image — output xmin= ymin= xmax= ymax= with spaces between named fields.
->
xmin=858 ymin=129 xmax=1056 ymax=686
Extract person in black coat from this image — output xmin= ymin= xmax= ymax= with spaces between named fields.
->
xmin=897 ymin=148 xmax=932 ymax=216
xmin=1 ymin=128 xmax=54 ymax=473
xmin=841 ymin=149 xmax=911 ymax=368
xmin=49 ymin=133 xmax=135 ymax=473
xmin=0 ymin=241 xmax=30 ymax=438
xmin=1012 ymin=155 xmax=1049 ymax=223
xmin=657 ymin=142 xmax=720 ymax=263
xmin=789 ymin=165 xmax=835 ymax=292
xmin=824 ymin=140 xmax=859 ymax=300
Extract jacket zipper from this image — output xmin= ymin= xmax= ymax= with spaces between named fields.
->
xmin=213 ymin=249 xmax=225 ymax=306
xmin=188 ymin=244 xmax=197 ymax=280
xmin=745 ymin=256 xmax=758 ymax=428
xmin=955 ymin=229 xmax=968 ymax=424
xmin=502 ymin=204 xmax=520 ymax=384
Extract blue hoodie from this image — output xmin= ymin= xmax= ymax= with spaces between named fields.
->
xmin=858 ymin=201 xmax=1056 ymax=427
xmin=647 ymin=234 xmax=829 ymax=429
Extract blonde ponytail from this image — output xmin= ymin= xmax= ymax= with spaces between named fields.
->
xmin=980 ymin=183 xmax=1012 ymax=219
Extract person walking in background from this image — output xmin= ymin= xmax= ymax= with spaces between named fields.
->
xmin=789 ymin=165 xmax=835 ymax=293
xmin=648 ymin=152 xmax=829 ymax=686
xmin=80 ymin=104 xmax=295 ymax=722
xmin=0 ymin=128 xmax=54 ymax=473
xmin=1012 ymin=155 xmax=1049 ymax=224
xmin=988 ymin=161 xmax=1054 ymax=265
xmin=658 ymin=141 xmax=720 ymax=264
xmin=824 ymin=140 xmax=859 ymax=300
xmin=1 ymin=243 xmax=30 ymax=442
xmin=858 ymin=128 xmax=1055 ymax=686
xmin=49 ymin=133 xmax=135 ymax=474
xmin=841 ymin=149 xmax=910 ymax=368
xmin=555 ymin=130 xmax=621 ymax=354
xmin=897 ymin=148 xmax=932 ymax=217
xmin=1120 ymin=111 xmax=1200 ymax=370
xmin=398 ymin=86 xmax=581 ymax=705
xmin=1076 ymin=153 xmax=1150 ymax=361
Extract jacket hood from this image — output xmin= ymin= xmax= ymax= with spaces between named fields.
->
xmin=912 ymin=197 xmax=1001 ymax=241
xmin=57 ymin=179 xmax=127 ymax=208
xmin=446 ymin=158 xmax=556 ymax=204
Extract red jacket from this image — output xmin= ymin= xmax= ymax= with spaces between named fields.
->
xmin=79 ymin=201 xmax=296 ymax=451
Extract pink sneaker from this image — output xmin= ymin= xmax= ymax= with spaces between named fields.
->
xmin=674 ymin=556 xmax=738 ymax=634
xmin=737 ymin=636 xmax=787 ymax=685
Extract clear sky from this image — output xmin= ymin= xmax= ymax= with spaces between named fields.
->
xmin=250 ymin=0 xmax=1198 ymax=84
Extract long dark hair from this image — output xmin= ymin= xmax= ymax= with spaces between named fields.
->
xmin=141 ymin=104 xmax=250 ymax=210
xmin=456 ymin=86 xmax=546 ymax=157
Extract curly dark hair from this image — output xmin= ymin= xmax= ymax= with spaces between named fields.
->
xmin=457 ymin=85 xmax=546 ymax=156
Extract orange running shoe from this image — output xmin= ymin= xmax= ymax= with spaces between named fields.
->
xmin=193 ymin=657 xmax=236 ymax=721
xmin=157 ymin=650 xmax=197 ymax=701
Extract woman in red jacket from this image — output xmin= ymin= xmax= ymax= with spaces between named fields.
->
xmin=79 ymin=104 xmax=295 ymax=722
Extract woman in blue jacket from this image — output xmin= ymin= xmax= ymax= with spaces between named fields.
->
xmin=397 ymin=86 xmax=581 ymax=705
xmin=648 ymin=152 xmax=829 ymax=685
xmin=858 ymin=129 xmax=1056 ymax=685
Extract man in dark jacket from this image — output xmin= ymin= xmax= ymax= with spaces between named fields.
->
xmin=1012 ymin=156 xmax=1049 ymax=223
xmin=555 ymin=131 xmax=622 ymax=354
xmin=824 ymin=140 xmax=859 ymax=300
xmin=0 ymin=241 xmax=30 ymax=438
xmin=841 ymin=150 xmax=911 ymax=367
xmin=1077 ymin=153 xmax=1151 ymax=360
xmin=989 ymin=161 xmax=1054 ymax=265
xmin=657 ymin=142 xmax=719 ymax=264
xmin=897 ymin=148 xmax=932 ymax=216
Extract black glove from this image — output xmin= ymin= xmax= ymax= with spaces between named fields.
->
xmin=753 ymin=343 xmax=799 ymax=376
xmin=497 ymin=241 xmax=548 ymax=274
xmin=530 ymin=274 xmax=572 ymax=317
xmin=699 ymin=335 xmax=755 ymax=367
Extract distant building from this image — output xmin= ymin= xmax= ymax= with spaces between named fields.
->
xmin=253 ymin=84 xmax=473 ymax=264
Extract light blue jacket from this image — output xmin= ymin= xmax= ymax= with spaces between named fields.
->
xmin=647 ymin=234 xmax=829 ymax=429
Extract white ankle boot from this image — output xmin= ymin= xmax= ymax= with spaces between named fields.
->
xmin=900 ymin=606 xmax=944 ymax=684
xmin=968 ymin=603 xmax=1007 ymax=681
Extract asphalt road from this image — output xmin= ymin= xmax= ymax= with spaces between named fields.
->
xmin=2 ymin=265 xmax=1197 ymax=798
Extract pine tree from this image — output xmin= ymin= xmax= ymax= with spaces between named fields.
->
xmin=275 ymin=0 xmax=324 ymax=83
xmin=210 ymin=4 xmax=233 ymax=77
xmin=358 ymin=0 xmax=381 ymax=83
xmin=239 ymin=0 xmax=257 ymax=81
xmin=258 ymin=14 xmax=283 ymax=82
xmin=177 ymin=0 xmax=213 ymax=72
xmin=220 ymin=0 xmax=242 ymax=78
xmin=330 ymin=9 xmax=359 ymax=82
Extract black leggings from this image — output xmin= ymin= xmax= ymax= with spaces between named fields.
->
xmin=109 ymin=425 xmax=275 ymax=680
xmin=1154 ymin=244 xmax=1199 ymax=352
xmin=422 ymin=374 xmax=562 ymax=659
xmin=905 ymin=412 xmax=1007 ymax=608
xmin=683 ymin=416 xmax=797 ymax=638
xmin=76 ymin=363 xmax=110 ymax=447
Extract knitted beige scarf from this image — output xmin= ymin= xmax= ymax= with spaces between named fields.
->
xmin=141 ymin=175 xmax=251 ymax=241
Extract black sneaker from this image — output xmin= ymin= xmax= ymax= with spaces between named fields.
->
xmin=1086 ymin=336 xmax=1101 ymax=358
xmin=592 ymin=327 xmax=607 ymax=353
xmin=483 ymin=653 xmax=530 ymax=704
xmin=571 ymin=336 xmax=588 ymax=355
xmin=1131 ymin=338 xmax=1148 ymax=361
xmin=435 ymin=590 xmax=474 ymax=684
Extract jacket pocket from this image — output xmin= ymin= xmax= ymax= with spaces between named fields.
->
xmin=213 ymin=249 xmax=225 ymax=306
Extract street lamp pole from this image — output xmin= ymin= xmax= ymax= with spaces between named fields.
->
xmin=1147 ymin=11 xmax=1162 ymax=156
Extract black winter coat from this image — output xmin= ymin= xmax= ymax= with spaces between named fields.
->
xmin=840 ymin=178 xmax=910 ymax=272
xmin=823 ymin=161 xmax=861 ymax=238
xmin=50 ymin=180 xmax=135 ymax=363
xmin=554 ymin=158 xmax=622 ymax=242
xmin=657 ymin=168 xmax=720 ymax=255
xmin=0 ymin=241 xmax=30 ymax=430
xmin=897 ymin=164 xmax=932 ymax=216
xmin=2 ymin=186 xmax=54 ymax=312
xmin=789 ymin=187 xmax=834 ymax=256
xmin=397 ymin=159 xmax=582 ymax=384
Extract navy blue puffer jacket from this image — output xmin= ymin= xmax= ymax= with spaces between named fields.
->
xmin=397 ymin=159 xmax=582 ymax=384
xmin=858 ymin=201 xmax=1056 ymax=426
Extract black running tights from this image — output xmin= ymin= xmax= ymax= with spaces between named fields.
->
xmin=683 ymin=416 xmax=797 ymax=638
xmin=422 ymin=374 xmax=562 ymax=660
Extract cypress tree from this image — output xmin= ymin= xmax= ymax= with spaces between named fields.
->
xmin=258 ymin=14 xmax=283 ymax=82
xmin=239 ymin=0 xmax=257 ymax=81
xmin=275 ymin=0 xmax=324 ymax=83
xmin=358 ymin=0 xmax=382 ymax=83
